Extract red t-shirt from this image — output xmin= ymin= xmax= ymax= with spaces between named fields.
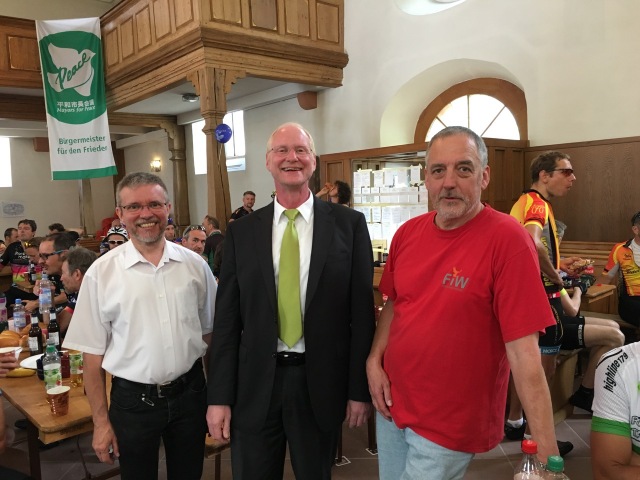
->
xmin=379 ymin=205 xmax=554 ymax=453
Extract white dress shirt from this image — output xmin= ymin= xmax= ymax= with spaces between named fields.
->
xmin=63 ymin=240 xmax=216 ymax=384
xmin=273 ymin=192 xmax=314 ymax=353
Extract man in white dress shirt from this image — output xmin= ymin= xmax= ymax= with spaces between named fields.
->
xmin=64 ymin=172 xmax=216 ymax=480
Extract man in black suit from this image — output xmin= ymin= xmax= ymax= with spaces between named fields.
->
xmin=207 ymin=122 xmax=375 ymax=479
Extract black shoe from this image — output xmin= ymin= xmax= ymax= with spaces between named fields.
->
xmin=569 ymin=388 xmax=594 ymax=413
xmin=14 ymin=418 xmax=27 ymax=430
xmin=557 ymin=440 xmax=573 ymax=457
xmin=504 ymin=419 xmax=526 ymax=441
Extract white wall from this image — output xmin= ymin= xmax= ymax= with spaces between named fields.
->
xmin=1 ymin=0 xmax=120 ymax=20
xmin=6 ymin=0 xmax=640 ymax=224
xmin=0 ymin=138 xmax=114 ymax=236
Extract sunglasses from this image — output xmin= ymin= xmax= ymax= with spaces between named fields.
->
xmin=108 ymin=240 xmax=125 ymax=245
xmin=550 ymin=168 xmax=574 ymax=177
xmin=39 ymin=250 xmax=66 ymax=260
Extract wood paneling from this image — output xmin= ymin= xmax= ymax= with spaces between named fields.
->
xmin=284 ymin=0 xmax=310 ymax=37
xmin=120 ymin=18 xmax=135 ymax=59
xmin=526 ymin=138 xmax=640 ymax=243
xmin=136 ymin=6 xmax=153 ymax=50
xmin=0 ymin=17 xmax=41 ymax=88
xmin=8 ymin=35 xmax=39 ymax=71
xmin=250 ymin=0 xmax=278 ymax=31
xmin=174 ymin=0 xmax=195 ymax=28
xmin=211 ymin=0 xmax=243 ymax=24
xmin=104 ymin=29 xmax=120 ymax=67
xmin=482 ymin=142 xmax=526 ymax=213
xmin=316 ymin=1 xmax=339 ymax=43
xmin=153 ymin=0 xmax=173 ymax=39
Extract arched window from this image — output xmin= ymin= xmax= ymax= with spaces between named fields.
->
xmin=414 ymin=78 xmax=527 ymax=143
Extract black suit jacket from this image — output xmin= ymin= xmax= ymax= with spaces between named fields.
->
xmin=207 ymin=197 xmax=375 ymax=431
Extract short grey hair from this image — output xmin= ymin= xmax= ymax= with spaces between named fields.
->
xmin=116 ymin=172 xmax=169 ymax=205
xmin=426 ymin=126 xmax=488 ymax=168
xmin=65 ymin=247 xmax=97 ymax=276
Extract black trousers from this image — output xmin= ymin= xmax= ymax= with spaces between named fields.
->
xmin=231 ymin=365 xmax=339 ymax=480
xmin=109 ymin=368 xmax=207 ymax=480
xmin=619 ymin=295 xmax=640 ymax=327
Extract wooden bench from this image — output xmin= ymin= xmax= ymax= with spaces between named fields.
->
xmin=560 ymin=240 xmax=615 ymax=275
xmin=551 ymin=349 xmax=582 ymax=424
xmin=76 ymin=237 xmax=102 ymax=253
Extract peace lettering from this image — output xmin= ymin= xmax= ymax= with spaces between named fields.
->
xmin=53 ymin=51 xmax=91 ymax=90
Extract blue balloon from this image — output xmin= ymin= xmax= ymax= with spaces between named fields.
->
xmin=214 ymin=123 xmax=233 ymax=143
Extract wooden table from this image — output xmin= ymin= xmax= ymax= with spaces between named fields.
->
xmin=0 ymin=355 xmax=117 ymax=480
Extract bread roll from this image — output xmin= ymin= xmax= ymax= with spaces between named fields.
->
xmin=0 ymin=330 xmax=21 ymax=341
xmin=0 ymin=336 xmax=19 ymax=348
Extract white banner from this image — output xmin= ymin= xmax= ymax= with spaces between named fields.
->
xmin=36 ymin=18 xmax=116 ymax=180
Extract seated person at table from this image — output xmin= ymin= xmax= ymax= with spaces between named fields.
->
xmin=1 ymin=220 xmax=38 ymax=311
xmin=591 ymin=341 xmax=640 ymax=479
xmin=556 ymin=281 xmax=625 ymax=412
xmin=104 ymin=226 xmax=128 ymax=252
xmin=0 ymin=228 xmax=18 ymax=256
xmin=59 ymin=247 xmax=97 ymax=335
xmin=600 ymin=211 xmax=640 ymax=327
xmin=24 ymin=232 xmax=77 ymax=314
xmin=316 ymin=180 xmax=351 ymax=205
xmin=47 ymin=223 xmax=65 ymax=235
xmin=181 ymin=225 xmax=207 ymax=257
xmin=0 ymin=396 xmax=30 ymax=480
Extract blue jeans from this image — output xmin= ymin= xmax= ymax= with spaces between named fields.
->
xmin=109 ymin=370 xmax=207 ymax=480
xmin=376 ymin=412 xmax=473 ymax=480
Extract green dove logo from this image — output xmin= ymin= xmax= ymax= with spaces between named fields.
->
xmin=46 ymin=43 xmax=95 ymax=96
xmin=39 ymin=30 xmax=106 ymax=124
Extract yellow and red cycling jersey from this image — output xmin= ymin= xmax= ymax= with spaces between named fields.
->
xmin=510 ymin=190 xmax=560 ymax=289
xmin=604 ymin=240 xmax=640 ymax=296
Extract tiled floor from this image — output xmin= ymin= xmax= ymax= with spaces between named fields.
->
xmin=1 ymin=398 xmax=593 ymax=480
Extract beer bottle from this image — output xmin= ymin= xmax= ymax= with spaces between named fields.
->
xmin=28 ymin=314 xmax=43 ymax=355
xmin=48 ymin=308 xmax=60 ymax=350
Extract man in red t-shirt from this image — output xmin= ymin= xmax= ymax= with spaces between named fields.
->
xmin=367 ymin=126 xmax=559 ymax=479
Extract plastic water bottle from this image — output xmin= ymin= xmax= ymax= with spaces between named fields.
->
xmin=39 ymin=274 xmax=53 ymax=313
xmin=42 ymin=338 xmax=62 ymax=392
xmin=514 ymin=440 xmax=544 ymax=479
xmin=544 ymin=455 xmax=569 ymax=479
xmin=13 ymin=299 xmax=26 ymax=332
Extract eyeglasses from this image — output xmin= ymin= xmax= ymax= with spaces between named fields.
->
xmin=269 ymin=146 xmax=313 ymax=157
xmin=108 ymin=240 xmax=125 ymax=245
xmin=118 ymin=201 xmax=167 ymax=213
xmin=183 ymin=225 xmax=206 ymax=236
xmin=39 ymin=250 xmax=66 ymax=260
xmin=550 ymin=168 xmax=574 ymax=177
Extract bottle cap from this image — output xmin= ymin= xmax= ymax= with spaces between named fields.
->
xmin=546 ymin=455 xmax=564 ymax=473
xmin=521 ymin=439 xmax=538 ymax=454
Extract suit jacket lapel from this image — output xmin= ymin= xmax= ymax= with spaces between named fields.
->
xmin=305 ymin=198 xmax=334 ymax=313
xmin=254 ymin=203 xmax=278 ymax=315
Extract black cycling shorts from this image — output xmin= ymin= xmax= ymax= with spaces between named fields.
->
xmin=560 ymin=314 xmax=586 ymax=350
xmin=539 ymin=296 xmax=563 ymax=355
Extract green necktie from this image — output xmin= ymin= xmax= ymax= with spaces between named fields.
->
xmin=278 ymin=209 xmax=302 ymax=348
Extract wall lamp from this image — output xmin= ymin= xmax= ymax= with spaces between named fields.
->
xmin=150 ymin=158 xmax=162 ymax=172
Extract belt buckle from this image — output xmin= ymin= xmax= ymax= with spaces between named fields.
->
xmin=157 ymin=381 xmax=172 ymax=399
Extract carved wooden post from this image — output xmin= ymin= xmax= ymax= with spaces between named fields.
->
xmin=162 ymin=122 xmax=190 ymax=229
xmin=188 ymin=67 xmax=244 ymax=232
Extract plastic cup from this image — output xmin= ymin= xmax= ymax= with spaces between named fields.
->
xmin=46 ymin=385 xmax=70 ymax=416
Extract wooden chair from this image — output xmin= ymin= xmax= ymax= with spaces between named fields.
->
xmin=205 ymin=435 xmax=231 ymax=480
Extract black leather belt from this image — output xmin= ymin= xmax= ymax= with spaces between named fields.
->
xmin=275 ymin=351 xmax=305 ymax=366
xmin=113 ymin=360 xmax=203 ymax=399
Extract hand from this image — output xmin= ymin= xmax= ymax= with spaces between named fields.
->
xmin=92 ymin=421 xmax=119 ymax=464
xmin=207 ymin=405 xmax=231 ymax=441
xmin=345 ymin=400 xmax=372 ymax=428
xmin=366 ymin=356 xmax=393 ymax=420
xmin=0 ymin=354 xmax=18 ymax=377
xmin=24 ymin=300 xmax=38 ymax=314
xmin=559 ymin=256 xmax=582 ymax=276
